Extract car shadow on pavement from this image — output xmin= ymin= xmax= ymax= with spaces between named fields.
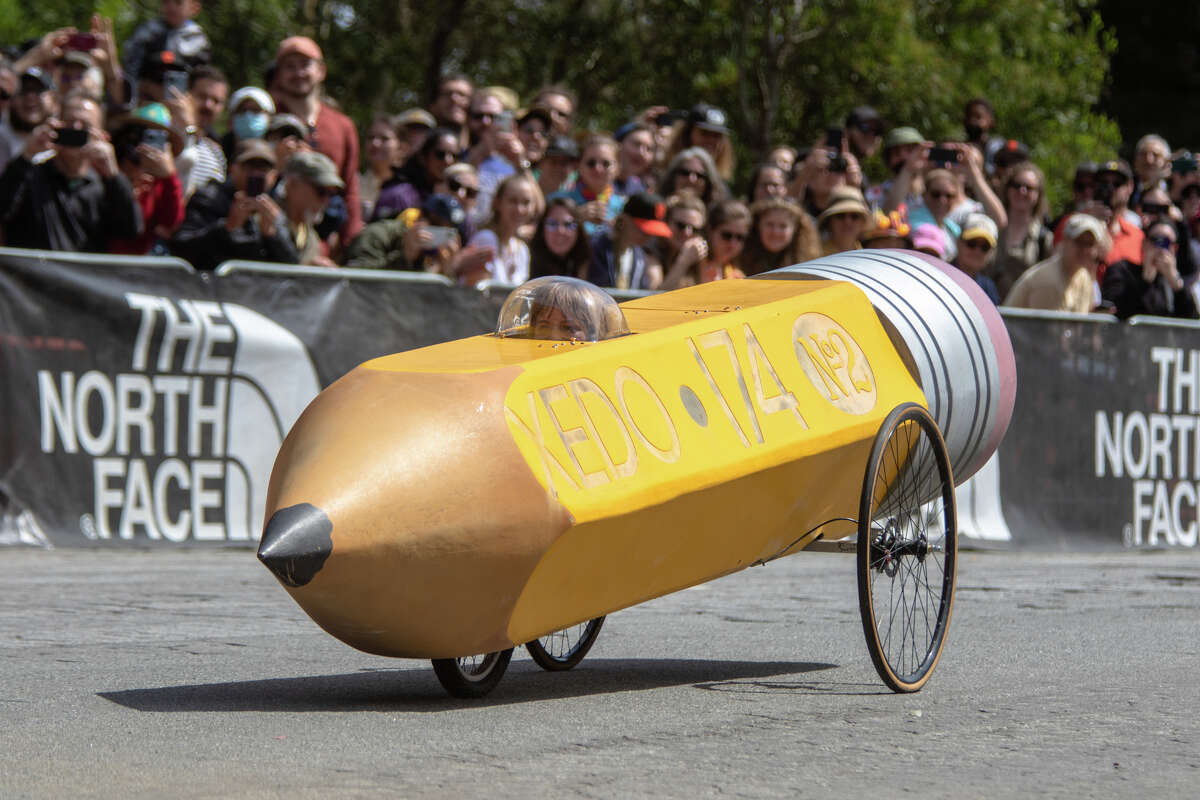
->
xmin=98 ymin=658 xmax=844 ymax=711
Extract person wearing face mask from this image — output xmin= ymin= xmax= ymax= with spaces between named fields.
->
xmin=220 ymin=85 xmax=273 ymax=163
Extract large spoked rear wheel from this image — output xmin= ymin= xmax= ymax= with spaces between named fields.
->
xmin=526 ymin=617 xmax=605 ymax=671
xmin=857 ymin=403 xmax=957 ymax=693
xmin=431 ymin=648 xmax=514 ymax=698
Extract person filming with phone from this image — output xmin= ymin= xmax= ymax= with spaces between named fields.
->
xmin=0 ymin=91 xmax=142 ymax=252
xmin=170 ymin=139 xmax=297 ymax=270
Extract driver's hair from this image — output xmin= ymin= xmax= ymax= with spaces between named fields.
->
xmin=528 ymin=279 xmax=608 ymax=341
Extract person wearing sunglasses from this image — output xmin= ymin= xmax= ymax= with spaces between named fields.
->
xmin=989 ymin=161 xmax=1053 ymax=300
xmin=277 ymin=150 xmax=343 ymax=266
xmin=530 ymin=196 xmax=591 ymax=279
xmin=655 ymin=192 xmax=708 ymax=288
xmin=953 ymin=213 xmax=1001 ymax=305
xmin=660 ymin=147 xmax=728 ymax=208
xmin=908 ymin=168 xmax=965 ymax=261
xmin=661 ymin=199 xmax=750 ymax=289
xmin=1101 ymin=218 xmax=1197 ymax=320
xmin=566 ymin=134 xmax=624 ymax=235
xmin=372 ymin=127 xmax=459 ymax=221
xmin=747 ymin=162 xmax=789 ymax=203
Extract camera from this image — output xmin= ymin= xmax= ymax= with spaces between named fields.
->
xmin=1093 ymin=180 xmax=1114 ymax=207
xmin=161 ymin=69 xmax=189 ymax=95
xmin=825 ymin=127 xmax=847 ymax=172
xmin=66 ymin=33 xmax=97 ymax=51
xmin=141 ymin=128 xmax=169 ymax=151
xmin=245 ymin=174 xmax=266 ymax=197
xmin=54 ymin=126 xmax=90 ymax=148
xmin=927 ymin=146 xmax=960 ymax=168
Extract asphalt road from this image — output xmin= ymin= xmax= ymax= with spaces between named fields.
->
xmin=2 ymin=547 xmax=1198 ymax=799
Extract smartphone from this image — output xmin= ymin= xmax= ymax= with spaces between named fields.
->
xmin=493 ymin=111 xmax=514 ymax=133
xmin=54 ymin=126 xmax=90 ymax=148
xmin=425 ymin=226 xmax=458 ymax=249
xmin=927 ymin=146 xmax=960 ymax=167
xmin=66 ymin=33 xmax=97 ymax=51
xmin=825 ymin=128 xmax=844 ymax=151
xmin=142 ymin=128 xmax=169 ymax=151
xmin=1172 ymin=156 xmax=1198 ymax=175
xmin=161 ymin=69 xmax=189 ymax=95
xmin=245 ymin=174 xmax=266 ymax=197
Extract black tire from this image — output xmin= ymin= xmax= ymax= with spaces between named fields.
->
xmin=525 ymin=617 xmax=605 ymax=671
xmin=431 ymin=648 xmax=513 ymax=698
xmin=857 ymin=403 xmax=957 ymax=693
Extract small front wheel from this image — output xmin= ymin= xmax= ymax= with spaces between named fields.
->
xmin=526 ymin=617 xmax=605 ymax=671
xmin=857 ymin=403 xmax=957 ymax=693
xmin=431 ymin=648 xmax=514 ymax=698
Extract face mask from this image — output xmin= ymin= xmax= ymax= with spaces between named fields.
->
xmin=233 ymin=111 xmax=269 ymax=140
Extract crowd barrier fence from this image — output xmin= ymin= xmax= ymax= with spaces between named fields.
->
xmin=2 ymin=247 xmax=1198 ymax=552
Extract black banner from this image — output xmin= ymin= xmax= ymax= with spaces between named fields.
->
xmin=6 ymin=251 xmax=1200 ymax=551
xmin=999 ymin=312 xmax=1200 ymax=550
xmin=0 ymin=252 xmax=502 ymax=547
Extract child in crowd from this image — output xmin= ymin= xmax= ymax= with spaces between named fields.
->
xmin=462 ymin=173 xmax=541 ymax=286
xmin=122 ymin=0 xmax=211 ymax=88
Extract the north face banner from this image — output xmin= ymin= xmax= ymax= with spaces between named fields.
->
xmin=0 ymin=252 xmax=501 ymax=547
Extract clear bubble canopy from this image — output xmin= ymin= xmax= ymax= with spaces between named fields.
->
xmin=496 ymin=276 xmax=630 ymax=342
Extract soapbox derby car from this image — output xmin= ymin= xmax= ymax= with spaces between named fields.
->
xmin=258 ymin=251 xmax=1015 ymax=697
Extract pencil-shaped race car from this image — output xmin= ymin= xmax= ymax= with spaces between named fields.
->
xmin=258 ymin=250 xmax=1015 ymax=697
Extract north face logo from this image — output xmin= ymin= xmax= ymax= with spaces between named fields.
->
xmin=36 ymin=293 xmax=320 ymax=542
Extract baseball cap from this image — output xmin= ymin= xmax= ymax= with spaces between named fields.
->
xmin=229 ymin=86 xmax=275 ymax=115
xmin=911 ymin=223 xmax=949 ymax=259
xmin=883 ymin=126 xmax=924 ymax=150
xmin=960 ymin=212 xmax=998 ymax=248
xmin=268 ymin=113 xmax=309 ymax=140
xmin=422 ymin=193 xmax=467 ymax=236
xmin=846 ymin=106 xmax=884 ymax=134
xmin=687 ymin=103 xmax=730 ymax=135
xmin=276 ymin=36 xmax=323 ymax=62
xmin=1098 ymin=159 xmax=1133 ymax=181
xmin=234 ymin=139 xmax=278 ymax=167
xmin=396 ymin=108 xmax=435 ymax=129
xmin=284 ymin=150 xmax=344 ymax=189
xmin=20 ymin=67 xmax=54 ymax=93
xmin=623 ymin=192 xmax=672 ymax=238
xmin=1063 ymin=213 xmax=1106 ymax=242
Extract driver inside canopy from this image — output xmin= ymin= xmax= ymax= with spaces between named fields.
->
xmin=496 ymin=276 xmax=630 ymax=342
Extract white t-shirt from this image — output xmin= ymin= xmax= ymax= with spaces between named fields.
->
xmin=468 ymin=228 xmax=530 ymax=285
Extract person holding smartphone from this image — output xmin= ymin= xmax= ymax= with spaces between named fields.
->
xmin=170 ymin=139 xmax=298 ymax=270
xmin=0 ymin=92 xmax=143 ymax=252
xmin=108 ymin=103 xmax=186 ymax=255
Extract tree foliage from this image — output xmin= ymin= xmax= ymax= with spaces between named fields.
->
xmin=4 ymin=0 xmax=1119 ymax=209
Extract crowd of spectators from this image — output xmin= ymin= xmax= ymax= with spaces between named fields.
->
xmin=2 ymin=6 xmax=1198 ymax=320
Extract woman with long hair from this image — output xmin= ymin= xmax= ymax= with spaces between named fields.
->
xmin=359 ymin=113 xmax=402 ymax=220
xmin=737 ymin=198 xmax=819 ymax=276
xmin=662 ymin=102 xmax=735 ymax=181
xmin=460 ymin=173 xmax=542 ymax=286
xmin=659 ymin=147 xmax=728 ymax=208
xmin=530 ymin=196 xmax=591 ymax=279
xmin=746 ymin=163 xmax=789 ymax=204
xmin=661 ymin=199 xmax=750 ymax=288
xmin=989 ymin=160 xmax=1053 ymax=300
xmin=566 ymin=134 xmax=624 ymax=234
xmin=372 ymin=126 xmax=459 ymax=220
